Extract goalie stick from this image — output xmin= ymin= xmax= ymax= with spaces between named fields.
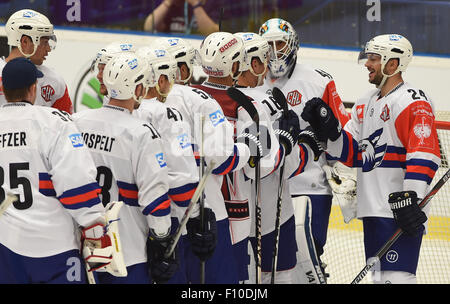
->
xmin=270 ymin=87 xmax=289 ymax=284
xmin=227 ymin=87 xmax=262 ymax=284
xmin=0 ymin=193 xmax=17 ymax=217
xmin=351 ymin=167 xmax=450 ymax=284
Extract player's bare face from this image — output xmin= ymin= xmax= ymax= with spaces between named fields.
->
xmin=365 ymin=54 xmax=383 ymax=85
xmin=97 ymin=64 xmax=107 ymax=95
xmin=30 ymin=37 xmax=51 ymax=66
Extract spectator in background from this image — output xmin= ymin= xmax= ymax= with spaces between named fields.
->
xmin=144 ymin=0 xmax=219 ymax=36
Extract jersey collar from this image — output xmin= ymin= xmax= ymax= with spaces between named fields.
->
xmin=103 ymin=104 xmax=131 ymax=114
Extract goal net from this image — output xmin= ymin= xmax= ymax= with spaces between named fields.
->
xmin=322 ymin=111 xmax=450 ymax=284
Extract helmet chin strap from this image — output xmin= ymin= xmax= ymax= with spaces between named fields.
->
xmin=18 ymin=43 xmax=38 ymax=58
xmin=249 ymin=63 xmax=267 ymax=87
xmin=376 ymin=64 xmax=401 ymax=89
xmin=156 ymin=82 xmax=173 ymax=102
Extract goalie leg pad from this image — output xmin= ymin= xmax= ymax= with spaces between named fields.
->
xmin=292 ymin=196 xmax=327 ymax=284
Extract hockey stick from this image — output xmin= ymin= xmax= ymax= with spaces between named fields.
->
xmin=164 ymin=160 xmax=216 ymax=259
xmin=227 ymin=87 xmax=262 ymax=284
xmin=351 ymin=167 xmax=450 ymax=284
xmin=198 ymin=114 xmax=207 ymax=284
xmin=0 ymin=193 xmax=17 ymax=217
xmin=270 ymin=87 xmax=289 ymax=284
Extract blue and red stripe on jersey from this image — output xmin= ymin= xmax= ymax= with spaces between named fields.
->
xmin=38 ymin=173 xmax=56 ymax=196
xmin=405 ymin=158 xmax=439 ymax=185
xmin=169 ymin=182 xmax=198 ymax=208
xmin=212 ymin=145 xmax=240 ymax=175
xmin=289 ymin=144 xmax=308 ymax=178
xmin=117 ymin=181 xmax=139 ymax=207
xmin=143 ymin=193 xmax=171 ymax=217
xmin=266 ymin=144 xmax=284 ymax=177
xmin=58 ymin=182 xmax=101 ymax=210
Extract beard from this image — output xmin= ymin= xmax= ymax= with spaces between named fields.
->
xmin=369 ymin=70 xmax=383 ymax=86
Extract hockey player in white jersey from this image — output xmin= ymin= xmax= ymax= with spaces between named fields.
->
xmin=258 ymin=18 xmax=351 ymax=283
xmin=301 ymin=34 xmax=441 ymax=284
xmin=0 ymin=58 xmax=124 ymax=284
xmin=135 ymin=46 xmax=215 ymax=284
xmin=235 ymin=32 xmax=324 ymax=283
xmin=194 ymin=31 xmax=294 ymax=283
xmin=0 ymin=9 xmax=73 ymax=114
xmin=73 ymin=53 xmax=175 ymax=284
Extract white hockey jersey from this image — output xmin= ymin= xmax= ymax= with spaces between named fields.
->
xmin=73 ymin=105 xmax=172 ymax=267
xmin=163 ymin=84 xmax=251 ymax=244
xmin=134 ymin=99 xmax=199 ymax=226
xmin=0 ymin=102 xmax=104 ymax=258
xmin=259 ymin=63 xmax=351 ymax=195
xmin=326 ymin=82 xmax=441 ymax=219
xmin=192 ymin=82 xmax=284 ymax=243
xmin=0 ymin=57 xmax=73 ymax=114
xmin=238 ymin=86 xmax=312 ymax=235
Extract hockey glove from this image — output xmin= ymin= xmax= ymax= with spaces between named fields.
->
xmin=147 ymin=233 xmax=179 ymax=284
xmin=81 ymin=201 xmax=127 ymax=277
xmin=273 ymin=109 xmax=301 ymax=156
xmin=301 ymin=97 xmax=342 ymax=142
xmin=186 ymin=207 xmax=218 ymax=262
xmin=237 ymin=123 xmax=271 ymax=162
xmin=298 ymin=127 xmax=325 ymax=161
xmin=388 ymin=191 xmax=427 ymax=236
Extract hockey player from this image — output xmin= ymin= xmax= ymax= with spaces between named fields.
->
xmin=150 ymin=37 xmax=197 ymax=85
xmin=73 ymin=53 xmax=175 ymax=284
xmin=234 ymin=32 xmax=324 ymax=283
xmin=258 ymin=18 xmax=351 ymax=283
xmin=0 ymin=9 xmax=73 ymax=114
xmin=134 ymin=46 xmax=214 ymax=284
xmin=301 ymin=34 xmax=441 ymax=284
xmin=0 ymin=58 xmax=122 ymax=284
xmin=194 ymin=31 xmax=294 ymax=283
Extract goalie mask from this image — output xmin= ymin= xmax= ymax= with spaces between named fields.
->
xmin=5 ymin=9 xmax=57 ymax=58
xmin=358 ymin=34 xmax=413 ymax=88
xmin=151 ymin=37 xmax=196 ymax=84
xmin=136 ymin=47 xmax=178 ymax=100
xmin=234 ymin=32 xmax=272 ymax=86
xmin=198 ymin=32 xmax=245 ymax=80
xmin=103 ymin=53 xmax=149 ymax=102
xmin=259 ymin=18 xmax=299 ymax=78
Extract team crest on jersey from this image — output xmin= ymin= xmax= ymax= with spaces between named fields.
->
xmin=41 ymin=85 xmax=55 ymax=102
xmin=380 ymin=104 xmax=390 ymax=122
xmin=412 ymin=116 xmax=433 ymax=147
xmin=209 ymin=110 xmax=225 ymax=127
xmin=358 ymin=128 xmax=387 ymax=172
xmin=286 ymin=90 xmax=302 ymax=106
xmin=69 ymin=133 xmax=84 ymax=148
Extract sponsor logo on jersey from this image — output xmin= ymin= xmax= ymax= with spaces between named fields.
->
xmin=286 ymin=90 xmax=302 ymax=106
xmin=209 ymin=110 xmax=225 ymax=127
xmin=358 ymin=128 xmax=387 ymax=172
xmin=412 ymin=116 xmax=433 ymax=147
xmin=380 ymin=104 xmax=390 ymax=122
xmin=356 ymin=104 xmax=365 ymax=123
xmin=69 ymin=133 xmax=84 ymax=148
xmin=177 ymin=133 xmax=190 ymax=149
xmin=156 ymin=153 xmax=167 ymax=168
xmin=219 ymin=38 xmax=238 ymax=53
xmin=41 ymin=84 xmax=55 ymax=102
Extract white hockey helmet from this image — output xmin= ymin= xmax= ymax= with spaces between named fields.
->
xmin=198 ymin=32 xmax=245 ymax=80
xmin=234 ymin=32 xmax=271 ymax=73
xmin=91 ymin=42 xmax=136 ymax=72
xmin=5 ymin=9 xmax=56 ymax=57
xmin=136 ymin=47 xmax=178 ymax=97
xmin=259 ymin=18 xmax=299 ymax=78
xmin=103 ymin=53 xmax=149 ymax=102
xmin=151 ymin=37 xmax=196 ymax=84
xmin=358 ymin=34 xmax=413 ymax=78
